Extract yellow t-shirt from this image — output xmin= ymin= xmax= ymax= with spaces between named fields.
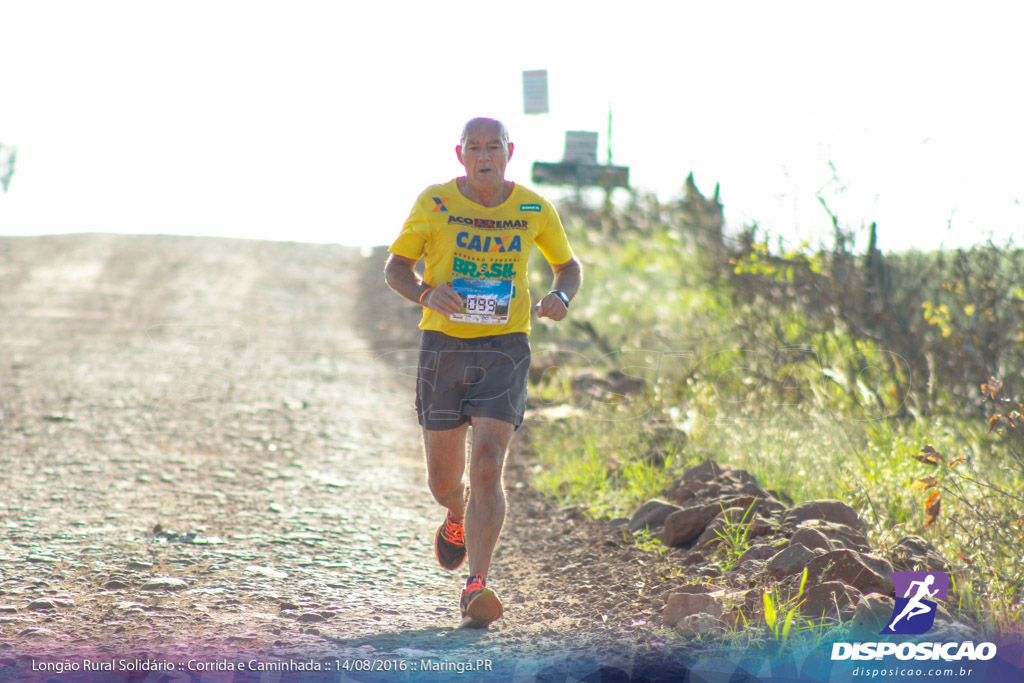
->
xmin=389 ymin=179 xmax=574 ymax=338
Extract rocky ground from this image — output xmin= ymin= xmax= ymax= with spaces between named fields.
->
xmin=0 ymin=234 xmax=1017 ymax=683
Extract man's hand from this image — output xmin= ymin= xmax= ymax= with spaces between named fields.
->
xmin=384 ymin=254 xmax=464 ymax=318
xmin=536 ymin=256 xmax=581 ymax=323
xmin=534 ymin=293 xmax=568 ymax=321
xmin=423 ymin=284 xmax=464 ymax=317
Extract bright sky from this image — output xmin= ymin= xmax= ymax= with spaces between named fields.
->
xmin=1 ymin=1 xmax=1021 ymax=253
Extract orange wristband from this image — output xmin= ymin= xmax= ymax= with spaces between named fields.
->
xmin=419 ymin=287 xmax=432 ymax=305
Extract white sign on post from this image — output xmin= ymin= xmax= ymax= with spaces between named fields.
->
xmin=563 ymin=131 xmax=599 ymax=165
xmin=522 ymin=70 xmax=549 ymax=114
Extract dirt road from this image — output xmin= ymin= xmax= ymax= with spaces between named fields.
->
xmin=0 ymin=234 xmax=695 ymax=682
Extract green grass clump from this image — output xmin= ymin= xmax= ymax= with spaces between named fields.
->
xmin=529 ymin=409 xmax=682 ymax=519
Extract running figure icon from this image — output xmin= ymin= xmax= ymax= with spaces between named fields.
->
xmin=888 ymin=574 xmax=939 ymax=631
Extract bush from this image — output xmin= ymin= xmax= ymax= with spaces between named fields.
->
xmin=526 ymin=175 xmax=1024 ymax=635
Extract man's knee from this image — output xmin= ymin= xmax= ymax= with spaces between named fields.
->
xmin=427 ymin=463 xmax=462 ymax=496
xmin=470 ymin=451 xmax=505 ymax=490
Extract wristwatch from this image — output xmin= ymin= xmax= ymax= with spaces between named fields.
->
xmin=549 ymin=290 xmax=570 ymax=308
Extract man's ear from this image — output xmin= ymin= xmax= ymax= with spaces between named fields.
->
xmin=507 ymin=141 xmax=514 ymax=161
xmin=455 ymin=144 xmax=464 ymax=165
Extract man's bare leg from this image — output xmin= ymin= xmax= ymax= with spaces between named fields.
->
xmin=423 ymin=423 xmax=469 ymax=521
xmin=464 ymin=416 xmax=514 ymax=580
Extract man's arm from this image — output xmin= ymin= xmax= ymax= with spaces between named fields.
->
xmin=383 ymin=253 xmax=463 ymax=317
xmin=534 ymin=256 xmax=582 ymax=322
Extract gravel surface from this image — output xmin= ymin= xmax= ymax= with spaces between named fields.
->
xmin=0 ymin=234 xmax=693 ymax=682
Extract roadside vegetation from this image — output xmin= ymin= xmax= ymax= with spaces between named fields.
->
xmin=526 ymin=174 xmax=1024 ymax=637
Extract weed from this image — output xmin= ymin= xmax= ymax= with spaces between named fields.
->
xmin=762 ymin=569 xmax=808 ymax=644
xmin=908 ymin=380 xmax=1024 ymax=634
xmin=712 ymin=501 xmax=757 ymax=570
xmin=633 ymin=528 xmax=671 ymax=556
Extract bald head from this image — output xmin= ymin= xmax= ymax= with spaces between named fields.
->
xmin=455 ymin=117 xmax=514 ymax=204
xmin=460 ymin=117 xmax=510 ymax=148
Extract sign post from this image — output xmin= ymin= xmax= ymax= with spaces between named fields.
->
xmin=532 ymin=130 xmax=629 ymax=201
xmin=521 ymin=70 xmax=628 ymax=202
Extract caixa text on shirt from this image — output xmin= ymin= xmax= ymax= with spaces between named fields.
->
xmin=456 ymin=232 xmax=523 ymax=253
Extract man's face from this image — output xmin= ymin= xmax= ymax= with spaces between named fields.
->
xmin=456 ymin=122 xmax=514 ymax=191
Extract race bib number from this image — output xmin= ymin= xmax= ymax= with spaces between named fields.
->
xmin=450 ymin=278 xmax=513 ymax=324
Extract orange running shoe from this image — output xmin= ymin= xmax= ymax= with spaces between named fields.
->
xmin=460 ymin=574 xmax=503 ymax=628
xmin=434 ymin=512 xmax=466 ymax=570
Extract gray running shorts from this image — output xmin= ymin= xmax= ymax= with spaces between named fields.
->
xmin=415 ymin=331 xmax=531 ymax=431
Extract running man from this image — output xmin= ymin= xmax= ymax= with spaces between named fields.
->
xmin=384 ymin=117 xmax=582 ymax=628
xmin=888 ymin=574 xmax=939 ymax=631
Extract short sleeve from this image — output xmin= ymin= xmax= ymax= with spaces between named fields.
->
xmin=533 ymin=201 xmax=574 ymax=265
xmin=388 ymin=199 xmax=431 ymax=260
